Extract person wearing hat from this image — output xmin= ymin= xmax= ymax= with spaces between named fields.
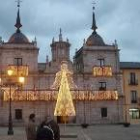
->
xmin=26 ymin=113 xmax=36 ymax=140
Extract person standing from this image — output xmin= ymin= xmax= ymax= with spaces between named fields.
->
xmin=26 ymin=113 xmax=36 ymax=140
xmin=47 ymin=119 xmax=60 ymax=140
xmin=36 ymin=120 xmax=54 ymax=140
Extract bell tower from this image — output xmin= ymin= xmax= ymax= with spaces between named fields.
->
xmin=50 ymin=28 xmax=70 ymax=62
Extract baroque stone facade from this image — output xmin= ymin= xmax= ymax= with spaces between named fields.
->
xmin=0 ymin=6 xmax=124 ymax=126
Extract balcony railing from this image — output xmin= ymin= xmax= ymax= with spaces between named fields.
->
xmin=131 ymin=100 xmax=137 ymax=104
xmin=128 ymin=79 xmax=138 ymax=85
xmin=7 ymin=65 xmax=28 ymax=76
xmin=99 ymin=87 xmax=106 ymax=91
xmin=3 ymin=89 xmax=118 ymax=101
xmin=93 ymin=66 xmax=112 ymax=76
xmin=1 ymin=65 xmax=28 ymax=86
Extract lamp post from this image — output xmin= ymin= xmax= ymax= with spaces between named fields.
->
xmin=0 ymin=65 xmax=27 ymax=135
xmin=7 ymin=68 xmax=14 ymax=135
xmin=8 ymin=84 xmax=13 ymax=135
xmin=7 ymin=69 xmax=25 ymax=135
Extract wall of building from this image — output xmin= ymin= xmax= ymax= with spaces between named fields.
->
xmin=0 ymin=44 xmax=39 ymax=73
xmin=122 ymin=69 xmax=140 ymax=124
xmin=0 ymin=99 xmax=123 ymax=126
xmin=0 ymin=29 xmax=124 ymax=126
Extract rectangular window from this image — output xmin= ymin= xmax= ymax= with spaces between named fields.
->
xmin=14 ymin=58 xmax=22 ymax=66
xmin=99 ymin=82 xmax=106 ymax=90
xmin=130 ymin=73 xmax=135 ymax=82
xmin=131 ymin=90 xmax=137 ymax=103
xmin=101 ymin=108 xmax=107 ymax=118
xmin=130 ymin=72 xmax=138 ymax=85
xmin=129 ymin=109 xmax=140 ymax=119
xmin=98 ymin=59 xmax=105 ymax=66
xmin=15 ymin=109 xmax=22 ymax=120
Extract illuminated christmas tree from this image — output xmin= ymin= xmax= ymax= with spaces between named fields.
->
xmin=54 ymin=62 xmax=76 ymax=117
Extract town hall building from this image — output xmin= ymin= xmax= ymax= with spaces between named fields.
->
xmin=0 ymin=3 xmax=125 ymax=126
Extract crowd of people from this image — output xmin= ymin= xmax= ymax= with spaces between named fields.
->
xmin=25 ymin=113 xmax=60 ymax=140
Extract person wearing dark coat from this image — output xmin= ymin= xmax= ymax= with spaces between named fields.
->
xmin=26 ymin=113 xmax=36 ymax=140
xmin=36 ymin=121 xmax=54 ymax=140
xmin=47 ymin=119 xmax=60 ymax=140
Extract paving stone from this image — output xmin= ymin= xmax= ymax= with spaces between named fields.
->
xmin=0 ymin=125 xmax=139 ymax=140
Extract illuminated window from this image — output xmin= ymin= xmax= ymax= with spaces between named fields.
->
xmin=14 ymin=58 xmax=22 ymax=66
xmin=101 ymin=108 xmax=107 ymax=118
xmin=98 ymin=59 xmax=105 ymax=66
xmin=131 ymin=90 xmax=137 ymax=103
xmin=15 ymin=109 xmax=22 ymax=120
xmin=129 ymin=109 xmax=140 ymax=119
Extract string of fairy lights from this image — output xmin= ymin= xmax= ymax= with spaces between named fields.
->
xmin=1 ymin=64 xmax=117 ymax=102
xmin=3 ymin=89 xmax=118 ymax=101
xmin=93 ymin=66 xmax=112 ymax=76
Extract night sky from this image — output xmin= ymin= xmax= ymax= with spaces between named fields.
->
xmin=0 ymin=0 xmax=140 ymax=62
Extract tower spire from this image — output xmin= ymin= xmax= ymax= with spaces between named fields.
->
xmin=59 ymin=28 xmax=63 ymax=41
xmin=15 ymin=0 xmax=22 ymax=33
xmin=91 ymin=2 xmax=97 ymax=33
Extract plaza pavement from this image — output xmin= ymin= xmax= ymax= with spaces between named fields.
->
xmin=0 ymin=124 xmax=139 ymax=140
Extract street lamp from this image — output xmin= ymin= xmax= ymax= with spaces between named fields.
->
xmin=19 ymin=76 xmax=25 ymax=84
xmin=0 ymin=65 xmax=28 ymax=135
xmin=7 ymin=82 xmax=13 ymax=135
xmin=7 ymin=69 xmax=13 ymax=76
xmin=6 ymin=68 xmax=25 ymax=135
